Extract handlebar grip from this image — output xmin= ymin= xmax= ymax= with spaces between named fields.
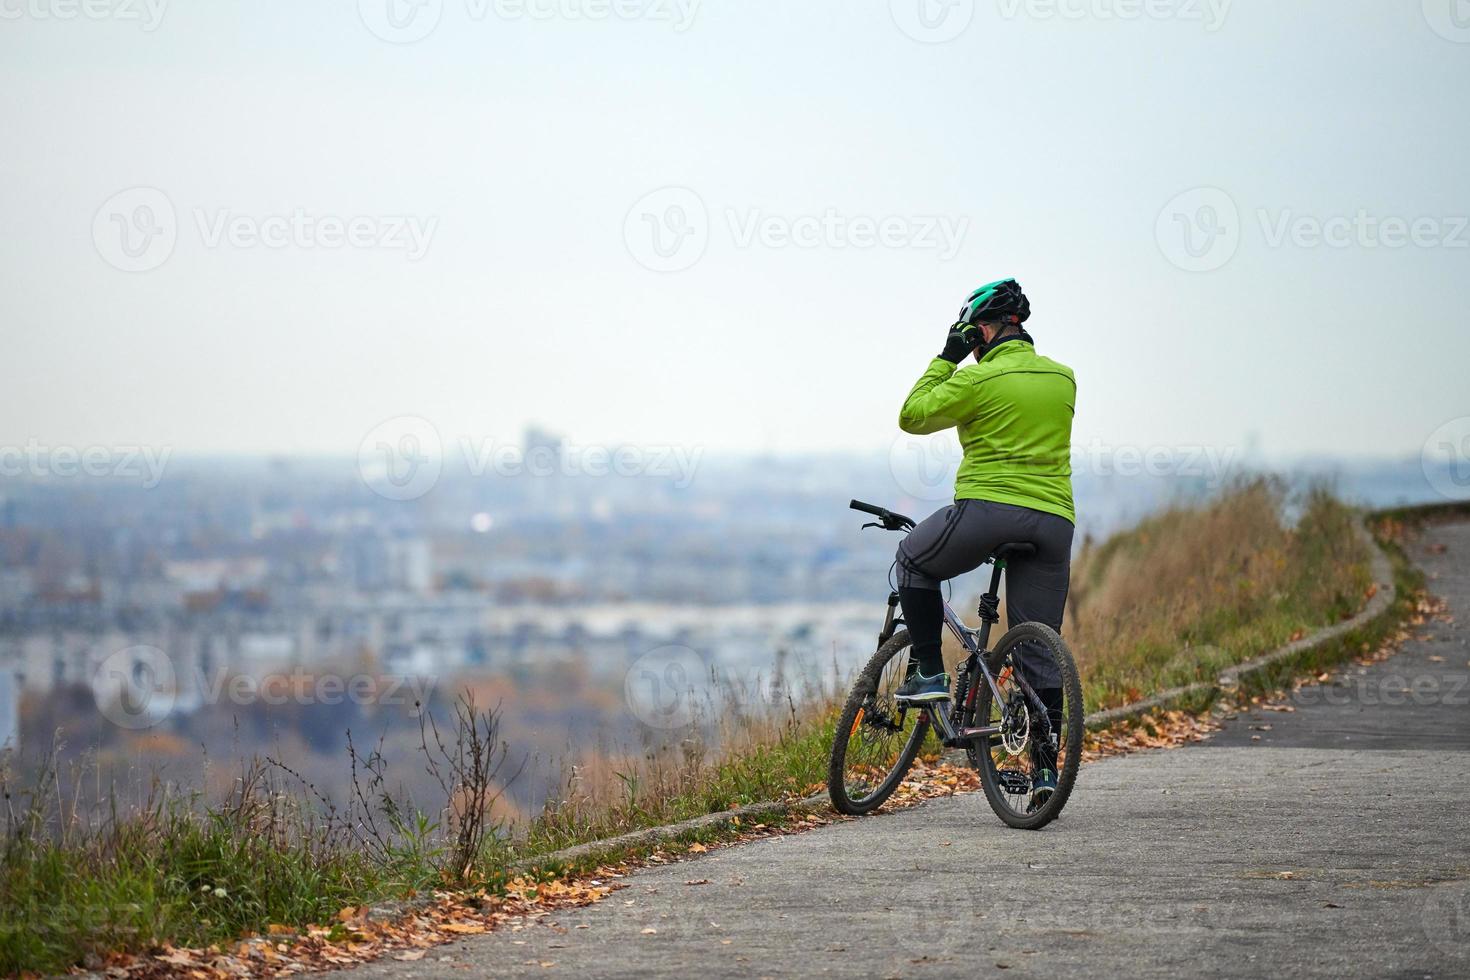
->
xmin=849 ymin=499 xmax=888 ymax=518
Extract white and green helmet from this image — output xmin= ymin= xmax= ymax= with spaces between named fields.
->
xmin=960 ymin=278 xmax=1030 ymax=326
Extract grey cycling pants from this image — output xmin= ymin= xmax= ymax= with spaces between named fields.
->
xmin=896 ymin=498 xmax=1074 ymax=689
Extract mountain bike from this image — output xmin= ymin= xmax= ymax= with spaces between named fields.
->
xmin=827 ymin=499 xmax=1083 ymax=830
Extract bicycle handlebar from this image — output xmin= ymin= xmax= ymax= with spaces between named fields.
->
xmin=849 ymin=499 xmax=916 ymax=531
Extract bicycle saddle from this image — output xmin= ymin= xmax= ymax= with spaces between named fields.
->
xmin=991 ymin=542 xmax=1037 ymax=562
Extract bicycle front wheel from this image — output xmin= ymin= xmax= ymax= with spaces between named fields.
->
xmin=970 ymin=622 xmax=1083 ymax=830
xmin=827 ymin=629 xmax=929 ymax=815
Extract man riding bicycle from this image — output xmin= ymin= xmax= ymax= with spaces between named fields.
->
xmin=890 ymin=278 xmax=1076 ymax=804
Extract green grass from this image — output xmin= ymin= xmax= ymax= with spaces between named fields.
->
xmin=0 ymin=767 xmax=419 ymax=973
xmin=517 ymin=715 xmax=837 ymax=858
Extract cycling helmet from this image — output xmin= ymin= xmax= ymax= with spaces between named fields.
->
xmin=960 ymin=278 xmax=1030 ymax=326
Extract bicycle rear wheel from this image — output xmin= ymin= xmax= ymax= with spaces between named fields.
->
xmin=969 ymin=622 xmax=1082 ymax=830
xmin=828 ymin=629 xmax=930 ymax=815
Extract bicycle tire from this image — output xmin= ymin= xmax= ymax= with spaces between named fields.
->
xmin=971 ymin=622 xmax=1083 ymax=830
xmin=827 ymin=629 xmax=930 ymax=815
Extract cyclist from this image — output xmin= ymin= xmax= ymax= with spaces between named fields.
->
xmin=890 ymin=278 xmax=1076 ymax=807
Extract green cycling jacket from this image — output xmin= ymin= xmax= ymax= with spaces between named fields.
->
xmin=898 ymin=338 xmax=1076 ymax=524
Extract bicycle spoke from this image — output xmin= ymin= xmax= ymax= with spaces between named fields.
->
xmin=829 ymin=635 xmax=928 ymax=813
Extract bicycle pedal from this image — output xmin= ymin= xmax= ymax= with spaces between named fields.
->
xmin=995 ymin=769 xmax=1032 ymax=795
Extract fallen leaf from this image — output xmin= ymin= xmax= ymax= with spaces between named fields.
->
xmin=641 ymin=928 xmax=658 ymax=935
xmin=443 ymin=923 xmax=487 ymax=935
xmin=688 ymin=843 xmax=708 ymax=854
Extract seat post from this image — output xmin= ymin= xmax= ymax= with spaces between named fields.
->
xmin=987 ymin=559 xmax=1006 ymax=599
xmin=975 ymin=559 xmax=1006 ymax=649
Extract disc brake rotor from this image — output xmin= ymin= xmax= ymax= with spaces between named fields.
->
xmin=1000 ymin=694 xmax=1030 ymax=755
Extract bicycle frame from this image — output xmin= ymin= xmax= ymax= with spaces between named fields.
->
xmin=851 ymin=497 xmax=1056 ymax=754
xmin=877 ymin=556 xmax=1052 ymax=750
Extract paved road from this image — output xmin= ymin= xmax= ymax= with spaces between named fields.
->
xmin=358 ymin=523 xmax=1470 ymax=979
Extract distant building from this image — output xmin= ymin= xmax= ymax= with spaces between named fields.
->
xmin=0 ymin=668 xmax=17 ymax=751
xmin=388 ymin=536 xmax=433 ymax=594
xmin=523 ymin=426 xmax=564 ymax=476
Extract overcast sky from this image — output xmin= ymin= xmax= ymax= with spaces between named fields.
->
xmin=1 ymin=0 xmax=1466 ymax=463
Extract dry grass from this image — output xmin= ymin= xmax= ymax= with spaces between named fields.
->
xmin=1061 ymin=479 xmax=1370 ymax=710
xmin=520 ymin=668 xmax=840 ymax=856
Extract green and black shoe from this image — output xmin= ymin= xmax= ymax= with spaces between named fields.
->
xmin=894 ymin=671 xmax=950 ymax=703
xmin=1028 ymin=768 xmax=1057 ymax=812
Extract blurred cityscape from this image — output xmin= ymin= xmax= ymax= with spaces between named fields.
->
xmin=0 ymin=427 xmax=1456 ymax=814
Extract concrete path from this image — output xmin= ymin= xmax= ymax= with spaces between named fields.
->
xmin=356 ymin=522 xmax=1470 ymax=979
